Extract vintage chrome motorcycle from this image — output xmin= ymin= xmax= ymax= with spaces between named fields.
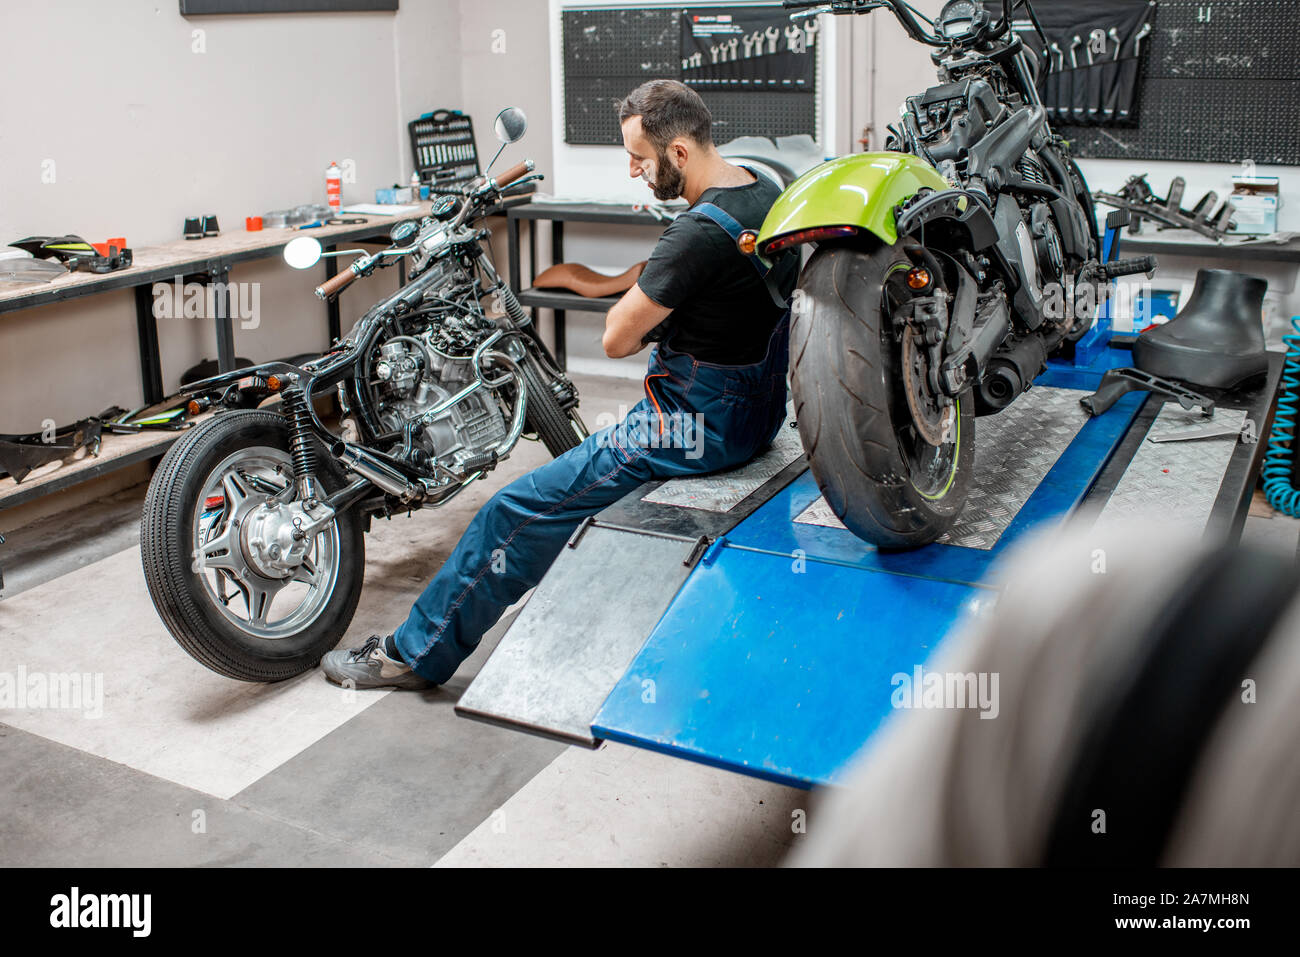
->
xmin=141 ymin=108 xmax=586 ymax=681
xmin=755 ymin=0 xmax=1155 ymax=548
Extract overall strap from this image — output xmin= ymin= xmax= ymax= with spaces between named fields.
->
xmin=690 ymin=202 xmax=791 ymax=312
xmin=690 ymin=202 xmax=770 ymax=278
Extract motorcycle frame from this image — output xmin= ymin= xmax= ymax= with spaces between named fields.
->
xmin=177 ymin=214 xmax=559 ymax=518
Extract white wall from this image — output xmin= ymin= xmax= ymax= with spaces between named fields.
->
xmin=0 ymin=0 xmax=461 ymax=430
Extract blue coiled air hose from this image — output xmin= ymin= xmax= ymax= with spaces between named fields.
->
xmin=1263 ymin=316 xmax=1300 ymax=516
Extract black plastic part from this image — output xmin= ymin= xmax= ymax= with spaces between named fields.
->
xmin=895 ymin=189 xmax=1000 ymax=252
xmin=1080 ymin=367 xmax=1216 ymax=417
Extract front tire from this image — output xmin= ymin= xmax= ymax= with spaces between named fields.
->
xmin=141 ymin=410 xmax=365 ymax=681
xmin=521 ymin=357 xmax=585 ymax=457
xmin=791 ymin=244 xmax=975 ymax=549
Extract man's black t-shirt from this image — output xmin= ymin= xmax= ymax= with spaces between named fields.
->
xmin=636 ymin=169 xmax=798 ymax=366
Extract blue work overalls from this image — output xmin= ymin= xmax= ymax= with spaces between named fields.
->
xmin=393 ymin=203 xmax=791 ymax=684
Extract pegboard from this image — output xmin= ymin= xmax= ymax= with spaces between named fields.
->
xmin=1058 ymin=0 xmax=1300 ymax=165
xmin=561 ymin=4 xmax=818 ymax=147
xmin=562 ymin=7 xmax=681 ymax=77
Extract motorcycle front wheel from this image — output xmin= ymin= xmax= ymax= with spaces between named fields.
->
xmin=790 ymin=243 xmax=975 ymax=550
xmin=521 ymin=356 xmax=586 ymax=457
xmin=141 ymin=410 xmax=365 ymax=681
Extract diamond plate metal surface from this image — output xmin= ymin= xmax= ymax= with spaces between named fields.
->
xmin=1093 ymin=405 xmax=1247 ymax=535
xmin=795 ymin=386 xmax=1095 ymax=550
xmin=640 ymin=413 xmax=805 ymax=513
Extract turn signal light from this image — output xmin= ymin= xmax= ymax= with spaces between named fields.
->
xmin=186 ymin=400 xmax=201 ymax=416
xmin=736 ymin=229 xmax=759 ymax=255
xmin=763 ymin=225 xmax=858 ymax=255
xmin=266 ymin=375 xmax=282 ymax=391
xmin=907 ymin=267 xmax=932 ymax=290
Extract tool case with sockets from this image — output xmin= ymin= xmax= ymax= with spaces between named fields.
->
xmin=982 ymin=0 xmax=1154 ymax=127
xmin=409 ymin=109 xmax=480 ymax=194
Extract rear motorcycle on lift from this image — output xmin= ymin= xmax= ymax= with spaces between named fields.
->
xmin=754 ymin=0 xmax=1156 ymax=548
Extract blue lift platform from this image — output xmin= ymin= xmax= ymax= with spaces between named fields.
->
xmin=456 ymin=339 xmax=1280 ymax=788
xmin=455 ymin=216 xmax=1283 ymax=787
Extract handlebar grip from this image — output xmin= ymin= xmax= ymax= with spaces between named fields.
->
xmin=492 ymin=160 xmax=534 ymax=190
xmin=315 ymin=268 xmax=357 ymax=300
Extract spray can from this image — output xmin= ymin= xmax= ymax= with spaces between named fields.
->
xmin=326 ymin=161 xmax=342 ymax=212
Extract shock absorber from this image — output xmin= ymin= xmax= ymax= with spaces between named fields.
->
xmin=281 ymin=390 xmax=320 ymax=499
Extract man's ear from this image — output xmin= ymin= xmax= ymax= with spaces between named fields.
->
xmin=669 ymin=138 xmax=690 ymax=169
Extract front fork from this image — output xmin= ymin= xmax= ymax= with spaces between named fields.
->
xmin=478 ymin=252 xmax=581 ymax=415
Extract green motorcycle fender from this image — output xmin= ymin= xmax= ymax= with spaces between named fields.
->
xmin=755 ymin=152 xmax=953 ymax=256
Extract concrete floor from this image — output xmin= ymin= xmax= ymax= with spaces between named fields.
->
xmin=2 ymin=370 xmax=1297 ymax=867
xmin=0 ymin=372 xmax=808 ymax=867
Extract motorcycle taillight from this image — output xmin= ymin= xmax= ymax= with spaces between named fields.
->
xmin=763 ymin=225 xmax=859 ymax=255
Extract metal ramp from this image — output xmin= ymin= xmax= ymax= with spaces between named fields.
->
xmin=454 ymin=417 xmax=809 ymax=745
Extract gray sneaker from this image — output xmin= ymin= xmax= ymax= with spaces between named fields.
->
xmin=320 ymin=634 xmax=433 ymax=690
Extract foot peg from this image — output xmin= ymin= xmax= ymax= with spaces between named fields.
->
xmin=1096 ymin=256 xmax=1158 ymax=281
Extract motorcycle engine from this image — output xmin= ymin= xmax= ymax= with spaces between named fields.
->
xmin=367 ymin=319 xmax=508 ymax=471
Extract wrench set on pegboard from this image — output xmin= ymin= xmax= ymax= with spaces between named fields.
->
xmin=561 ymin=4 xmax=817 ymax=146
xmin=1048 ymin=0 xmax=1300 ymax=165
xmin=983 ymin=0 xmax=1155 ymax=126
xmin=681 ymin=6 xmax=816 ymax=90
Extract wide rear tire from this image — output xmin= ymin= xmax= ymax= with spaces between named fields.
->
xmin=790 ymin=243 xmax=975 ymax=550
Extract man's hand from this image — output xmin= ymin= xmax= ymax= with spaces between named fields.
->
xmin=603 ymin=283 xmax=672 ymax=359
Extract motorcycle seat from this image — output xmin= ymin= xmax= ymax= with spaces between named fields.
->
xmin=1131 ymin=268 xmax=1270 ymax=390
xmin=533 ymin=261 xmax=646 ymax=299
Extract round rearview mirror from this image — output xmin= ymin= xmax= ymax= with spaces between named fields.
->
xmin=390 ymin=220 xmax=419 ymax=245
xmin=494 ymin=107 xmax=527 ymax=144
xmin=283 ymin=236 xmax=323 ymax=270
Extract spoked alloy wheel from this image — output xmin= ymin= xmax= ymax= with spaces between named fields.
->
xmin=141 ymin=411 xmax=365 ymax=681
xmin=193 ymin=447 xmax=342 ymax=638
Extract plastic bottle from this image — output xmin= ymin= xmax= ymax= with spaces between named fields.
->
xmin=326 ymin=161 xmax=342 ymax=212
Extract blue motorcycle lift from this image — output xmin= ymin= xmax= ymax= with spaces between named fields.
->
xmin=457 ymin=325 xmax=1281 ymax=788
xmin=455 ymin=345 xmax=1151 ymax=778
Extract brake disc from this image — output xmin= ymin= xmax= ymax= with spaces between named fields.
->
xmin=902 ymin=326 xmax=955 ymax=447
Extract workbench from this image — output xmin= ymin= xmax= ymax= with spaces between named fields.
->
xmin=0 ymin=207 xmax=440 ymax=405
xmin=456 ymin=344 xmax=1285 ymax=788
xmin=505 ymin=201 xmax=672 ymax=369
xmin=0 ymin=201 xmax=518 ymax=509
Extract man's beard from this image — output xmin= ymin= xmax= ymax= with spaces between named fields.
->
xmin=644 ymin=148 xmax=685 ymax=201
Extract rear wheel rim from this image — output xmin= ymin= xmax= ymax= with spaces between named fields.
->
xmin=192 ymin=446 xmax=342 ymax=640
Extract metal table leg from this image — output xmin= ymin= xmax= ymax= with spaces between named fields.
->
xmin=209 ymin=265 xmax=236 ymax=372
xmin=508 ymin=215 xmax=521 ymax=291
xmin=553 ymin=220 xmax=566 ymax=370
xmin=133 ymin=284 xmax=164 ymax=405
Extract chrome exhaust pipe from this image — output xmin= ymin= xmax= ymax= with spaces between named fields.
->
xmin=331 ymin=442 xmax=424 ymax=504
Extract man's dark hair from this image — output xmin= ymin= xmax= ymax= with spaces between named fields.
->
xmin=617 ymin=79 xmax=713 ymax=149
